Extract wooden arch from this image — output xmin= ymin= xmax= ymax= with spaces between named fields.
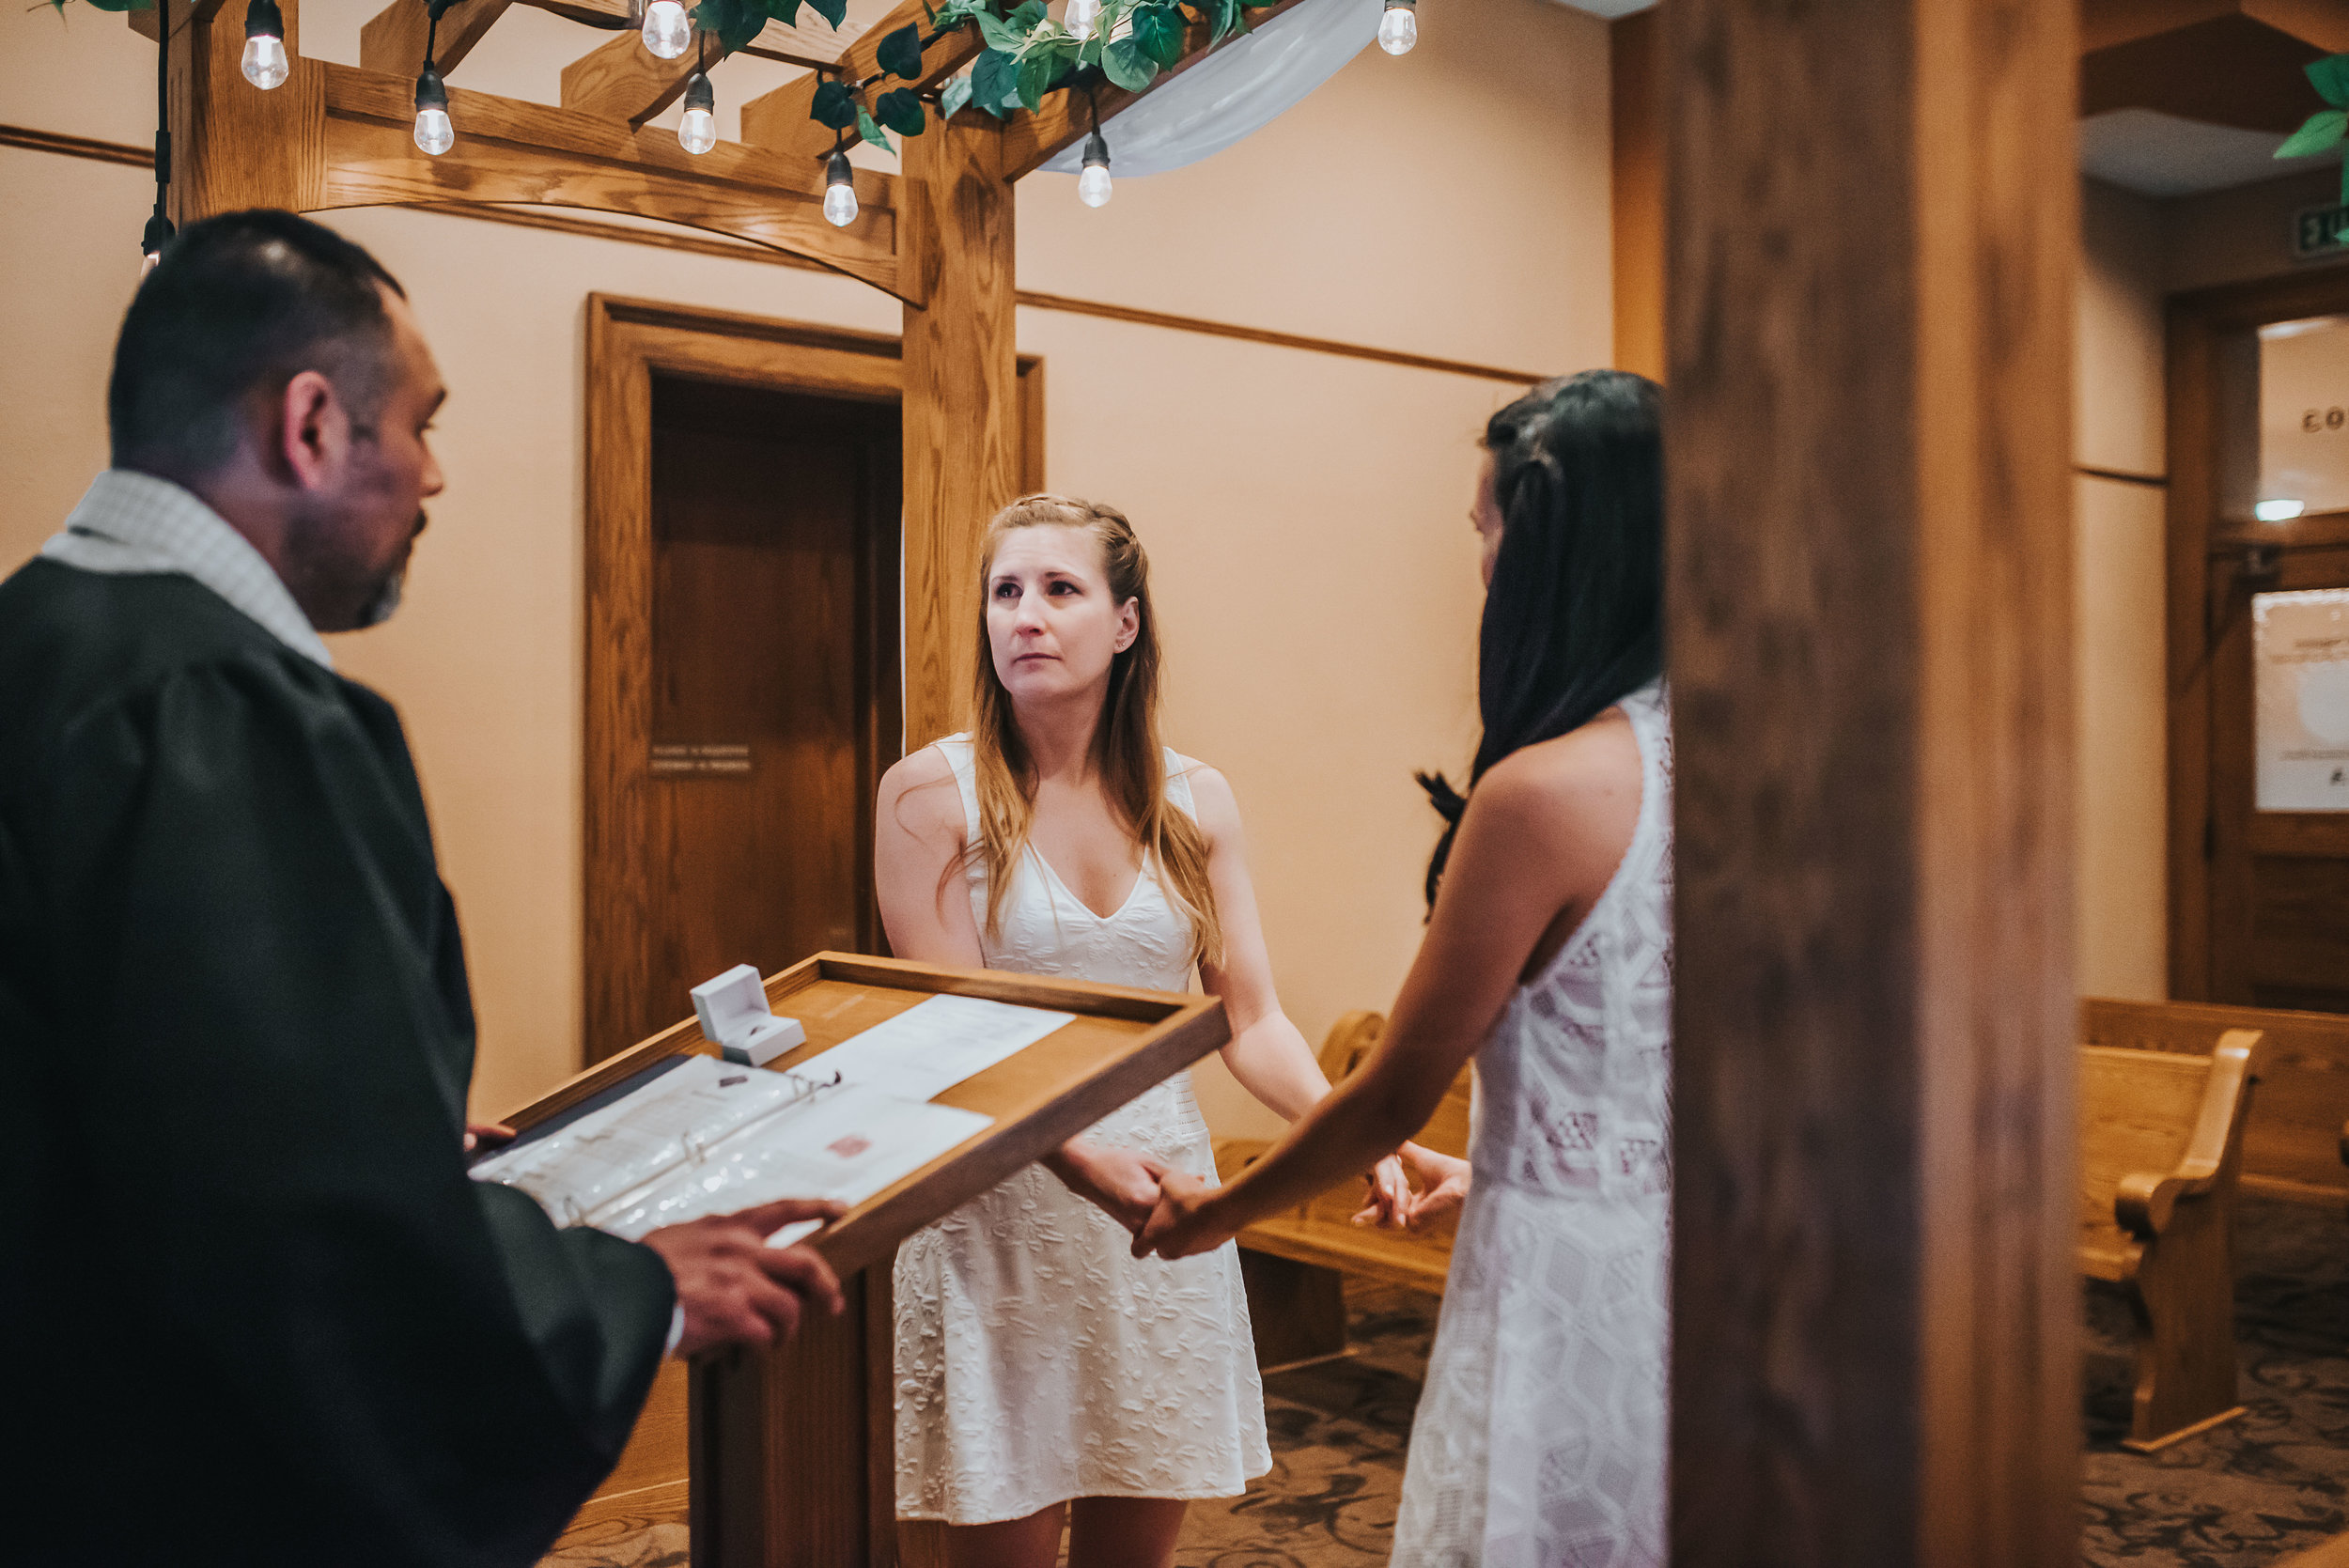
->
xmin=136 ymin=0 xmax=1304 ymax=746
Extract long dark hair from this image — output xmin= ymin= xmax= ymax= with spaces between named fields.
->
xmin=1418 ymin=369 xmax=1664 ymax=907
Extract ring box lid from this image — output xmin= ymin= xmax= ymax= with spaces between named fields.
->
xmin=690 ymin=964 xmax=804 ymax=1065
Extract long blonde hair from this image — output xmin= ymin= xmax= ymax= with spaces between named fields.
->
xmin=962 ymin=494 xmax=1222 ymax=967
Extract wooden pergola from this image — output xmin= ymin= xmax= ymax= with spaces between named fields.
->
xmin=130 ymin=0 xmax=2098 ymax=1563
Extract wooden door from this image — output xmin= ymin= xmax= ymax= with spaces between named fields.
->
xmin=2170 ymin=272 xmax=2349 ymax=1014
xmin=636 ymin=377 xmax=902 ymax=1050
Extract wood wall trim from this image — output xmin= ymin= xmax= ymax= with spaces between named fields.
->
xmin=2079 ymin=464 xmax=2169 ymax=487
xmin=2 ymin=122 xmax=1543 ymax=388
xmin=1610 ymin=7 xmax=1664 ymax=381
xmin=1664 ymin=0 xmax=2078 ymax=1560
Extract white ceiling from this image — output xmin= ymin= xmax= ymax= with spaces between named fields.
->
xmin=2078 ymin=107 xmax=2341 ymax=198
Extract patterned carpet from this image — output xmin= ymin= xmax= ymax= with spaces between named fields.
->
xmin=544 ymin=1203 xmax=2349 ymax=1567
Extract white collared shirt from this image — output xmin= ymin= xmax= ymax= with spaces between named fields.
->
xmin=41 ymin=469 xmax=336 ymax=671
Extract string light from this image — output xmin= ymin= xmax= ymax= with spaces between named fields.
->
xmin=1066 ymin=0 xmax=1100 ymax=42
xmin=141 ymin=0 xmax=174 ymax=274
xmin=1377 ymin=0 xmax=1416 ymax=55
xmin=641 ymin=0 xmax=692 ymax=60
xmin=680 ymin=59 xmax=716 ymax=155
xmin=1078 ymin=129 xmax=1111 ymax=207
xmin=413 ymin=62 xmax=454 ymax=154
xmin=823 ymin=148 xmax=858 ymax=226
xmin=241 ymin=0 xmax=288 ymax=89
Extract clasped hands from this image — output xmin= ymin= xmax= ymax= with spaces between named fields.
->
xmin=1046 ymin=1138 xmax=1472 ymax=1260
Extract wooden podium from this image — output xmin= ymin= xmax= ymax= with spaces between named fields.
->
xmin=502 ymin=953 xmax=1231 ymax=1567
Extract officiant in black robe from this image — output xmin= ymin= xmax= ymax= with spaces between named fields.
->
xmin=0 ymin=210 xmax=844 ymax=1568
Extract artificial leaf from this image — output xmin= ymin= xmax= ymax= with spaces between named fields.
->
xmin=1133 ymin=3 xmax=1186 ymax=66
xmin=1009 ymin=0 xmax=1047 ymax=29
xmin=1016 ymin=46 xmax=1056 ymax=111
xmin=972 ymin=48 xmax=1019 ymax=116
xmin=2309 ymin=54 xmax=2349 ymax=109
xmin=694 ymin=0 xmax=767 ymax=52
xmin=70 ymin=0 xmax=153 ymax=11
xmin=929 ymin=0 xmax=994 ymax=24
xmin=1202 ymin=0 xmax=1238 ymax=43
xmin=802 ymin=0 xmax=847 ymax=25
xmin=941 ymin=70 xmax=974 ymax=119
xmin=856 ymin=103 xmax=893 ymax=151
xmin=877 ymin=23 xmax=925 ymax=79
xmin=874 ymin=86 xmax=927 ymax=134
xmin=1101 ymin=36 xmax=1158 ymax=91
xmin=809 ymin=76 xmax=860 ymax=129
xmin=975 ymin=7 xmax=1026 ymax=50
xmin=2279 ymin=108 xmax=2348 ymax=160
xmin=763 ymin=0 xmax=803 ymax=22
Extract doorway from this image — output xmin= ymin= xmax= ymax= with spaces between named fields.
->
xmin=2170 ymin=269 xmax=2349 ymax=1013
xmin=584 ymin=295 xmax=1044 ymax=1062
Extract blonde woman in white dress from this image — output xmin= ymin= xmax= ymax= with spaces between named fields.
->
xmin=1140 ymin=371 xmax=1672 ymax=1566
xmin=873 ymin=493 xmax=1424 ymax=1568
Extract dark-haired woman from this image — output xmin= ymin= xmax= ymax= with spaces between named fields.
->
xmin=873 ymin=494 xmax=1418 ymax=1568
xmin=1138 ymin=370 xmax=1671 ymax=1566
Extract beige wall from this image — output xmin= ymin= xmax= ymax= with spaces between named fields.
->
xmin=0 ymin=0 xmax=1611 ymax=1127
xmin=2075 ymin=178 xmax=2170 ymax=1002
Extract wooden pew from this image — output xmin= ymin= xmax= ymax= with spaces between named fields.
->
xmin=1213 ymin=1012 xmax=1470 ymax=1368
xmin=2082 ymin=998 xmax=2349 ymax=1205
xmin=2078 ymin=1030 xmax=2268 ymax=1452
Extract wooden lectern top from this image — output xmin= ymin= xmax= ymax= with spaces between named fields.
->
xmin=500 ymin=951 xmax=1231 ymax=1278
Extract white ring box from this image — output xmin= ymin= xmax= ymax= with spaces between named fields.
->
xmin=690 ymin=964 xmax=806 ymax=1068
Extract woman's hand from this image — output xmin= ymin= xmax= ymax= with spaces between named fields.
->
xmin=1043 ymin=1139 xmax=1170 ymax=1234
xmin=1353 ymin=1153 xmax=1413 ymax=1228
xmin=1385 ymin=1142 xmax=1471 ymax=1231
xmin=1131 ymin=1171 xmax=1234 ymax=1261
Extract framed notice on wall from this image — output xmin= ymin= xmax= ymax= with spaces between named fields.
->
xmin=2255 ymin=588 xmax=2349 ymax=811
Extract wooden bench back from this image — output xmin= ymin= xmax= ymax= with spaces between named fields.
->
xmin=1317 ymin=1009 xmax=1473 ymax=1157
xmin=2082 ymin=998 xmax=2349 ymax=1203
xmin=2078 ymin=1048 xmax=2217 ymax=1242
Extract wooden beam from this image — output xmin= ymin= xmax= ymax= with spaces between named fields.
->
xmin=359 ymin=0 xmax=515 ymax=79
xmin=2081 ymin=10 xmax=2345 ymax=132
xmin=1610 ymin=6 xmax=1663 ymax=382
xmin=997 ymin=0 xmax=1313 ymax=180
xmin=739 ymin=0 xmax=980 ymax=162
xmin=559 ymin=16 xmax=863 ymax=128
xmin=898 ymin=115 xmax=1019 ymax=749
xmin=2081 ymin=0 xmax=2349 ymax=54
xmin=1665 ymin=0 xmax=2077 ymax=1562
xmin=316 ymin=61 xmax=913 ymax=301
xmin=128 ymin=0 xmax=228 ymax=44
xmin=559 ymin=26 xmax=713 ymax=126
xmin=169 ymin=0 xmax=325 ymax=223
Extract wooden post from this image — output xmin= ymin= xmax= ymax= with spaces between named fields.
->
xmin=166 ymin=0 xmax=323 ymax=224
xmin=898 ymin=117 xmax=1020 ymax=752
xmin=1664 ymin=2 xmax=2078 ymax=1565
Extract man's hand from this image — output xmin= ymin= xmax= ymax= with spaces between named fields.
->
xmin=463 ymin=1121 xmax=516 ymax=1154
xmin=1043 ymin=1139 xmax=1170 ymax=1234
xmin=1131 ymin=1171 xmax=1233 ymax=1261
xmin=644 ymin=1197 xmax=848 ymax=1358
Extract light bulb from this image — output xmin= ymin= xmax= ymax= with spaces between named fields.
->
xmin=413 ymin=63 xmax=453 ymax=155
xmin=1377 ymin=1 xmax=1416 ymax=54
xmin=241 ymin=35 xmax=288 ymax=88
xmin=1078 ymin=130 xmax=1111 ymax=208
xmin=679 ymin=69 xmax=716 ymax=154
xmin=139 ymin=212 xmax=173 ymax=276
xmin=641 ymin=0 xmax=692 ymax=60
xmin=1066 ymin=0 xmax=1100 ymax=41
xmin=241 ymin=0 xmax=288 ymax=88
xmin=823 ymin=150 xmax=859 ymax=226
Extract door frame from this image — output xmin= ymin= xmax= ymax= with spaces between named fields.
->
xmin=583 ymin=293 xmax=1044 ymax=1064
xmin=2165 ymin=265 xmax=2349 ymax=1001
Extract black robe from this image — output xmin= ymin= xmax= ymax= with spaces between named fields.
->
xmin=0 ymin=559 xmax=673 ymax=1567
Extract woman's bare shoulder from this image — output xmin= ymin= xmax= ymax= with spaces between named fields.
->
xmin=1470 ymin=709 xmax=1642 ymax=841
xmin=878 ymin=745 xmax=963 ymax=838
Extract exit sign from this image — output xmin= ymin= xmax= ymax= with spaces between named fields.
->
xmin=2295 ymin=202 xmax=2349 ymax=259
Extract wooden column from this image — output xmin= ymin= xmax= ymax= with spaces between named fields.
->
xmin=1610 ymin=5 xmax=1664 ymax=382
xmin=899 ymin=117 xmax=1021 ymax=752
xmin=165 ymin=0 xmax=324 ymax=224
xmin=1664 ymin=2 xmax=2078 ymax=1565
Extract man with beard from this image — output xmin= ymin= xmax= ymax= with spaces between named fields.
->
xmin=0 ymin=210 xmax=845 ymax=1566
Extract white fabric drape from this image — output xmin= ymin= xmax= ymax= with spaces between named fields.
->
xmin=1035 ymin=0 xmax=1381 ymax=179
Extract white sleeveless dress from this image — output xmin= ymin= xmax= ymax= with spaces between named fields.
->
xmin=1392 ymin=682 xmax=1673 ymax=1567
xmin=892 ymin=736 xmax=1271 ymax=1525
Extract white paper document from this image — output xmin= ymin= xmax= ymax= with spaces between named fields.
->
xmin=816 ymin=992 xmax=1075 ymax=1101
xmin=471 ymin=1055 xmax=991 ymax=1242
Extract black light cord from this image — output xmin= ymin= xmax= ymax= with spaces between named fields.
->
xmin=145 ymin=0 xmax=173 ymax=258
xmin=423 ymin=7 xmax=440 ymax=70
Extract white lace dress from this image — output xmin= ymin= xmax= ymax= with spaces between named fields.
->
xmin=1392 ymin=682 xmax=1673 ymax=1567
xmin=892 ymin=736 xmax=1271 ymax=1525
